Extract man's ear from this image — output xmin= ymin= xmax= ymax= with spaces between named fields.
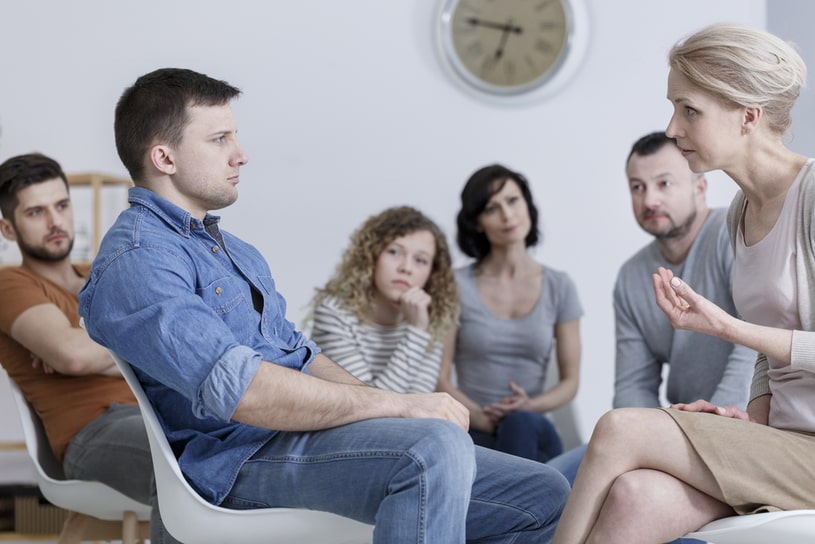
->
xmin=149 ymin=144 xmax=176 ymax=175
xmin=0 ymin=217 xmax=17 ymax=242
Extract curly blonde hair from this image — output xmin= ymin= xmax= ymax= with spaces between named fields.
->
xmin=310 ymin=206 xmax=459 ymax=343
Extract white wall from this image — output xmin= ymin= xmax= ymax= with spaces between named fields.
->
xmin=0 ymin=1 xmax=768 ymax=447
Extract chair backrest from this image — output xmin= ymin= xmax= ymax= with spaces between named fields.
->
xmin=109 ymin=350 xmax=374 ymax=544
xmin=7 ymin=375 xmax=67 ymax=481
xmin=5 ymin=373 xmax=151 ymax=521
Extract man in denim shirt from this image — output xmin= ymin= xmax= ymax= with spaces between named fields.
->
xmin=79 ymin=68 xmax=569 ymax=543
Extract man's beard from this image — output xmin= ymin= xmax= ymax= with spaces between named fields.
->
xmin=17 ymin=230 xmax=74 ymax=262
xmin=650 ymin=209 xmax=697 ymax=241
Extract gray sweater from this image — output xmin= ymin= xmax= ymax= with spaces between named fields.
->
xmin=613 ymin=208 xmax=755 ymax=409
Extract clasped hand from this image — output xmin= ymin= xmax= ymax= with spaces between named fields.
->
xmin=483 ymin=381 xmax=529 ymax=421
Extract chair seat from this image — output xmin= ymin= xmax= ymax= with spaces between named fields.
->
xmin=110 ymin=350 xmax=374 ymax=544
xmin=5 ymin=372 xmax=151 ymax=544
xmin=685 ymin=509 xmax=815 ymax=544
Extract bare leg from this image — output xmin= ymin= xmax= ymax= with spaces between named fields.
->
xmin=552 ymin=408 xmax=732 ymax=544
xmin=588 ymin=468 xmax=734 ymax=544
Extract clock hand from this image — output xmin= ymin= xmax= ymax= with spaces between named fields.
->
xmin=465 ymin=17 xmax=523 ymax=34
xmin=493 ymin=24 xmax=512 ymax=61
xmin=481 ymin=20 xmax=515 ymax=76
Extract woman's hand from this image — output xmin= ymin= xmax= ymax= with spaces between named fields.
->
xmin=484 ymin=381 xmax=530 ymax=419
xmin=400 ymin=287 xmax=432 ymax=330
xmin=670 ymin=399 xmax=751 ymax=421
xmin=652 ymin=266 xmax=733 ymax=337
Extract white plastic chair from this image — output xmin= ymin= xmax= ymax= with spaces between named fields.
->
xmin=109 ymin=350 xmax=375 ymax=544
xmin=685 ymin=509 xmax=815 ymax=543
xmin=6 ymin=373 xmax=151 ymax=544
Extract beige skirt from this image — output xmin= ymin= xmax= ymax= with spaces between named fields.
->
xmin=662 ymin=408 xmax=815 ymax=514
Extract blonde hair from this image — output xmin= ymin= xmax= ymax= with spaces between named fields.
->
xmin=669 ymin=23 xmax=806 ymax=134
xmin=310 ymin=206 xmax=459 ymax=343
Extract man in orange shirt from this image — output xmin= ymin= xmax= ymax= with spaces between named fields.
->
xmin=0 ymin=152 xmax=177 ymax=544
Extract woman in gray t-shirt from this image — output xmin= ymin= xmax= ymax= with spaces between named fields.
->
xmin=437 ymin=164 xmax=583 ymax=463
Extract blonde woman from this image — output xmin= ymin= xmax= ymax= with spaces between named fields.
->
xmin=552 ymin=24 xmax=815 ymax=544
xmin=309 ymin=206 xmax=458 ymax=393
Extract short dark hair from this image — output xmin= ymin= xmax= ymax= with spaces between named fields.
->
xmin=114 ymin=67 xmax=242 ymax=182
xmin=0 ymin=153 xmax=68 ymax=219
xmin=626 ymin=131 xmax=677 ymax=164
xmin=456 ymin=164 xmax=540 ymax=262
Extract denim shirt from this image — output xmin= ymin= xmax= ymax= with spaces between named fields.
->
xmin=78 ymin=187 xmax=319 ymax=504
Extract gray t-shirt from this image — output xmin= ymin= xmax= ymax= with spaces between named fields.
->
xmin=453 ymin=264 xmax=583 ymax=408
xmin=613 ymin=207 xmax=755 ymax=409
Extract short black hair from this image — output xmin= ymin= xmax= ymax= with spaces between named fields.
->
xmin=456 ymin=164 xmax=540 ymax=262
xmin=626 ymin=131 xmax=677 ymax=165
xmin=0 ymin=153 xmax=68 ymax=219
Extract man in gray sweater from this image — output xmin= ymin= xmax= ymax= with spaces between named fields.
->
xmin=613 ymin=132 xmax=754 ymax=409
xmin=548 ymin=132 xmax=755 ymax=496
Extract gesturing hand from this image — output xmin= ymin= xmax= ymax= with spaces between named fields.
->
xmin=652 ymin=266 xmax=733 ymax=338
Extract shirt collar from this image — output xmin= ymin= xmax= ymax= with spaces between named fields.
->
xmin=127 ymin=186 xmax=221 ymax=236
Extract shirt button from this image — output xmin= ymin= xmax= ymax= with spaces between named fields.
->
xmin=190 ymin=221 xmax=197 ymax=229
xmin=212 ymin=245 xmax=220 ymax=253
xmin=215 ymin=287 xmax=223 ymax=296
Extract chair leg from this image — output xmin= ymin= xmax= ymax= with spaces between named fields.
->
xmin=122 ymin=510 xmax=138 ymax=544
xmin=58 ymin=511 xmax=87 ymax=544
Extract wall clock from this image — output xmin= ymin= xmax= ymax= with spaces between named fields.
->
xmin=436 ymin=0 xmax=590 ymax=104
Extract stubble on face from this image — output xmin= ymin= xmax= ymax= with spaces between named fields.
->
xmin=14 ymin=224 xmax=74 ymax=262
xmin=640 ymin=207 xmax=697 ymax=240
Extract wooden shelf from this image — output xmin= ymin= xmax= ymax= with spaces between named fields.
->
xmin=66 ymin=173 xmax=132 ymax=260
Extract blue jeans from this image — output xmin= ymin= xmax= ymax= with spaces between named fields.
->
xmin=223 ymin=417 xmax=569 ymax=543
xmin=546 ymin=443 xmax=586 ymax=486
xmin=63 ymin=403 xmax=181 ymax=544
xmin=546 ymin=443 xmax=704 ymax=544
xmin=470 ymin=411 xmax=564 ymax=463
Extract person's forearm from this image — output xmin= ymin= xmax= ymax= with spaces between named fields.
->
xmin=720 ymin=317 xmax=792 ymax=365
xmin=308 ymin=353 xmax=367 ymax=385
xmin=233 ymin=361 xmax=403 ymax=430
xmin=40 ymin=329 xmax=118 ymax=375
xmin=529 ymin=377 xmax=578 ymax=413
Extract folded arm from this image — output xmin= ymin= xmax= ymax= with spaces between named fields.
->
xmin=11 ymin=303 xmax=118 ymax=376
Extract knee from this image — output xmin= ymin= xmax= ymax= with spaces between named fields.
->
xmin=408 ymin=419 xmax=476 ymax=480
xmin=588 ymin=408 xmax=647 ymax=450
xmin=602 ymin=470 xmax=653 ymax=517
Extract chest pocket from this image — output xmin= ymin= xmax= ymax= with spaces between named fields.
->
xmin=196 ymin=276 xmax=246 ymax=315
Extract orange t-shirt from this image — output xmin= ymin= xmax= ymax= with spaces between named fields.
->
xmin=0 ymin=265 xmax=136 ymax=461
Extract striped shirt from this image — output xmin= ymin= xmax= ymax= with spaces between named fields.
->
xmin=310 ymin=296 xmax=442 ymax=393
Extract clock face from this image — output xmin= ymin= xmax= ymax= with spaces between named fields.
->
xmin=438 ymin=0 xmax=586 ymax=99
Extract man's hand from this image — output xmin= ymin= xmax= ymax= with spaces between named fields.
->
xmin=31 ymin=353 xmax=56 ymax=375
xmin=398 ymin=391 xmax=470 ymax=431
